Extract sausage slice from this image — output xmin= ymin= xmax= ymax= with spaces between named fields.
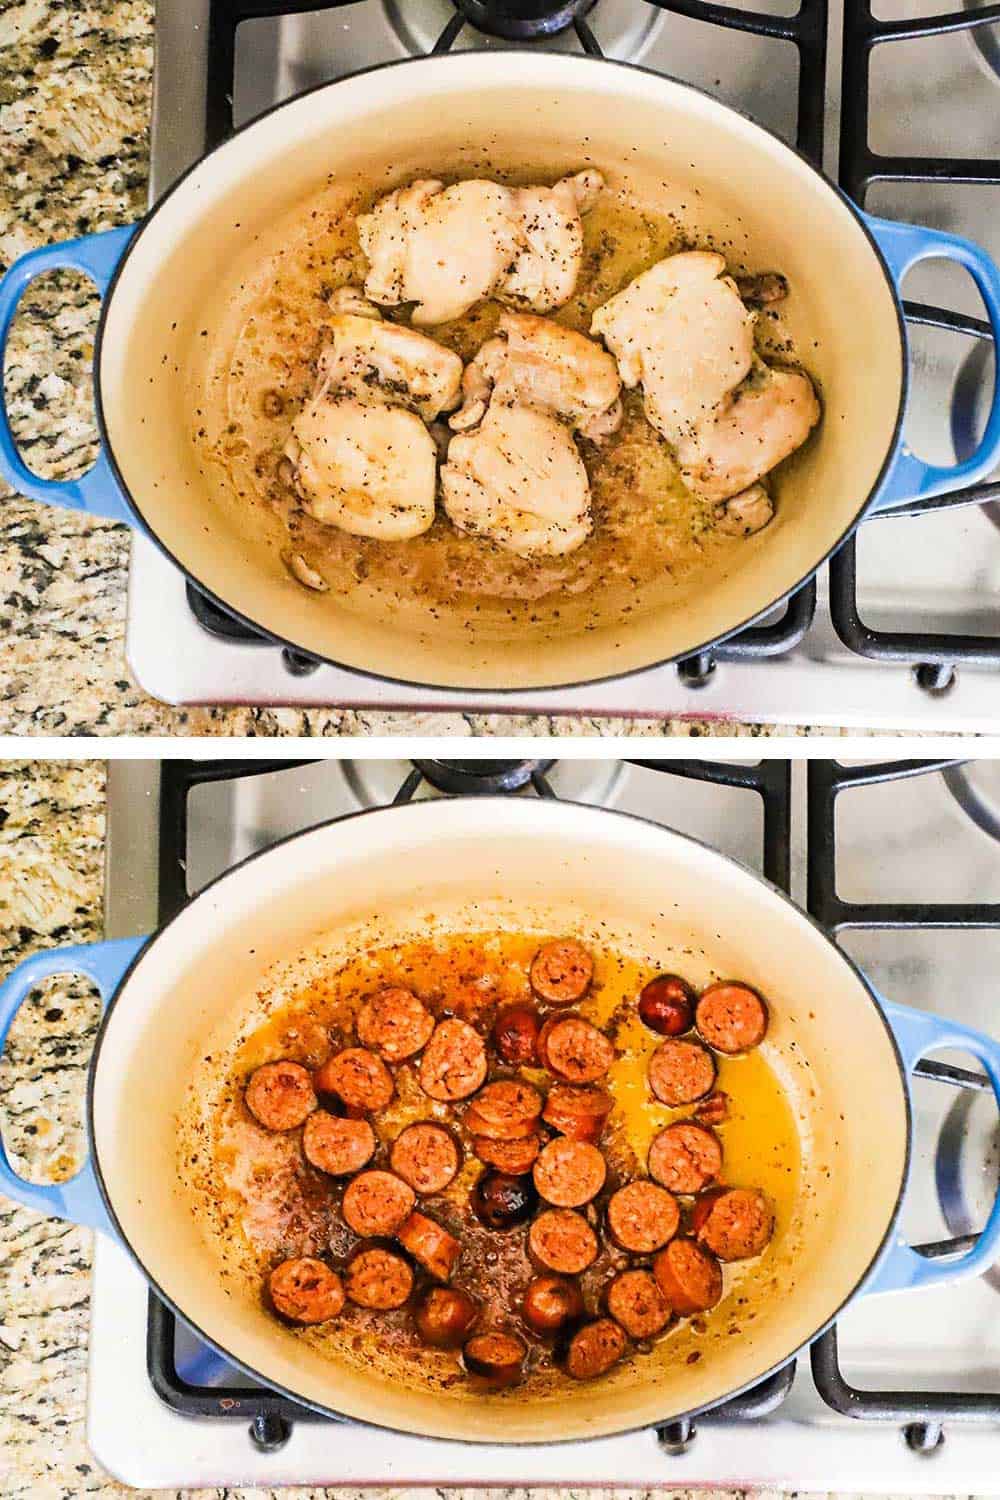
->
xmin=414 ymin=1286 xmax=480 ymax=1348
xmin=695 ymin=982 xmax=769 ymax=1054
xmin=648 ymin=1038 xmax=716 ymax=1106
xmin=541 ymin=1016 xmax=615 ymax=1083
xmin=468 ymin=1080 xmax=542 ymax=1133
xmin=472 ymin=1132 xmax=542 ymax=1175
xmin=563 ymin=1317 xmax=627 ymax=1380
xmin=342 ymin=1170 xmax=416 ymax=1237
xmin=390 ymin=1122 xmax=460 ymax=1194
xmin=530 ymin=939 xmax=593 ymax=1006
xmin=492 ymin=1003 xmax=542 ymax=1066
xmin=357 ymin=987 xmax=435 ymax=1062
xmin=695 ymin=1089 xmax=730 ymax=1127
xmin=344 ymin=1246 xmax=414 ymax=1310
xmin=606 ymin=1181 xmax=679 ymax=1254
xmin=302 ymin=1110 xmax=376 ymax=1176
xmin=314 ymin=1048 xmax=394 ymax=1113
xmin=533 ymin=1138 xmax=607 ymax=1208
xmin=397 ymin=1209 xmax=462 ymax=1281
xmin=653 ymin=1236 xmax=724 ymax=1315
xmin=605 ymin=1269 xmax=673 ymax=1340
xmin=542 ymin=1082 xmax=612 ymax=1142
xmin=648 ymin=1121 xmax=722 ymax=1195
xmin=693 ymin=1186 xmax=774 ymax=1261
xmin=418 ymin=1018 xmax=488 ymax=1101
xmin=463 ymin=1331 xmax=526 ymax=1388
xmin=528 ymin=1208 xmax=599 ymax=1274
xmin=246 ymin=1061 xmax=317 ymax=1131
xmin=268 ymin=1257 xmax=344 ymax=1323
xmin=522 ymin=1274 xmax=585 ymax=1335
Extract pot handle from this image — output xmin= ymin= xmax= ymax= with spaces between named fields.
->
xmin=862 ymin=996 xmax=1000 ymax=1295
xmin=0 ymin=936 xmax=147 ymax=1233
xmin=862 ymin=213 xmax=1000 ymax=515
xmin=0 ymin=225 xmax=137 ymax=523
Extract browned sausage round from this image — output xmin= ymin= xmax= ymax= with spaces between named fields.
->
xmin=562 ymin=1317 xmax=627 ymax=1380
xmin=414 ymin=1286 xmax=480 ymax=1349
xmin=695 ymin=982 xmax=769 ymax=1054
xmin=465 ymin=1104 xmax=536 ymax=1142
xmin=493 ymin=1003 xmax=542 ymax=1067
xmin=268 ymin=1257 xmax=344 ymax=1323
xmin=530 ymin=939 xmax=594 ymax=1006
xmin=638 ymin=974 xmax=695 ymax=1037
xmin=695 ymin=1089 xmax=730 ymax=1127
xmin=542 ymin=1082 xmax=612 ymax=1143
xmin=692 ymin=1186 xmax=774 ymax=1261
xmin=302 ymin=1110 xmax=376 ymax=1177
xmin=541 ymin=1016 xmax=615 ymax=1084
xmin=521 ymin=1273 xmax=585 ymax=1334
xmin=344 ymin=1246 xmax=414 ymax=1310
xmin=418 ymin=1018 xmax=488 ymax=1101
xmin=648 ymin=1038 xmax=717 ymax=1107
xmin=471 ymin=1170 xmax=537 ymax=1230
xmin=472 ymin=1132 xmax=542 ymax=1175
xmin=314 ymin=1048 xmax=394 ymax=1113
xmin=342 ymin=1170 xmax=416 ymax=1237
xmin=605 ymin=1268 xmax=673 ymax=1340
xmin=463 ymin=1331 xmax=526 ymax=1389
xmin=648 ymin=1121 xmax=723 ymax=1195
xmin=652 ymin=1236 xmax=724 ymax=1315
xmin=528 ymin=1208 xmax=599 ymax=1274
xmin=357 ymin=987 xmax=435 ymax=1062
xmin=467 ymin=1080 xmax=542 ymax=1138
xmin=606 ymin=1181 xmax=680 ymax=1254
xmin=246 ymin=1061 xmax=316 ymax=1131
xmin=390 ymin=1122 xmax=460 ymax=1195
xmin=533 ymin=1138 xmax=607 ymax=1208
xmin=397 ymin=1209 xmax=462 ymax=1281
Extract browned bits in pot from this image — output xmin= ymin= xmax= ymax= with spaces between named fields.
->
xmin=261 ymin=388 xmax=284 ymax=417
xmin=648 ymin=1038 xmax=717 ymax=1107
xmin=648 ymin=1121 xmax=723 ymax=1195
xmin=302 ymin=1110 xmax=376 ymax=1177
xmin=637 ymin=973 xmax=695 ymax=1037
xmin=695 ymin=1089 xmax=730 ymax=1127
xmin=268 ymin=1257 xmax=344 ymax=1323
xmin=529 ymin=1208 xmax=599 ymax=1274
xmin=471 ymin=1170 xmax=537 ymax=1231
xmin=390 ymin=1122 xmax=461 ymax=1195
xmin=533 ymin=1137 xmax=607 ymax=1208
xmin=542 ymin=1082 xmax=612 ymax=1142
xmin=463 ymin=1331 xmax=526 ymax=1389
xmin=245 ymin=1060 xmax=317 ymax=1132
xmin=357 ymin=986 xmax=436 ymax=1062
xmin=342 ymin=1170 xmax=416 ymax=1237
xmin=530 ymin=939 xmax=594 ymax=1006
xmin=606 ymin=1180 xmax=680 ymax=1254
xmin=466 ymin=1079 xmax=542 ymax=1138
xmin=604 ymin=1268 xmax=673 ymax=1340
xmin=540 ymin=1015 xmax=615 ymax=1083
xmin=344 ymin=1246 xmax=414 ymax=1310
xmin=562 ymin=1317 xmax=627 ymax=1381
xmin=419 ymin=1018 xmax=488 ymax=1101
xmin=492 ymin=1003 xmax=542 ymax=1066
xmin=414 ymin=1286 xmax=480 ymax=1349
xmin=397 ymin=1209 xmax=462 ymax=1281
xmin=695 ymin=982 xmax=769 ymax=1054
xmin=472 ymin=1132 xmax=542 ymax=1175
xmin=692 ymin=1186 xmax=774 ymax=1261
xmin=734 ymin=271 xmax=789 ymax=306
xmin=653 ymin=1237 xmax=724 ymax=1315
xmin=314 ymin=1047 xmax=394 ymax=1112
xmin=522 ymin=1273 xmax=585 ymax=1335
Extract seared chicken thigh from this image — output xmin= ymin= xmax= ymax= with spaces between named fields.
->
xmin=502 ymin=171 xmax=604 ymax=313
xmin=712 ymin=483 xmax=775 ymax=537
xmin=317 ymin=289 xmax=462 ymax=421
xmin=451 ymin=311 xmax=622 ymax=441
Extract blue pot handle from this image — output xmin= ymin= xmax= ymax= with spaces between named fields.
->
xmin=862 ymin=995 xmax=1000 ymax=1295
xmin=864 ymin=213 xmax=1000 ymax=514
xmin=0 ymin=225 xmax=138 ymax=523
xmin=0 ymin=935 xmax=147 ymax=1233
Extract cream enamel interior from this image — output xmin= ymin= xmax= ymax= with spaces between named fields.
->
xmin=90 ymin=798 xmax=909 ymax=1444
xmin=97 ymin=53 xmax=903 ymax=690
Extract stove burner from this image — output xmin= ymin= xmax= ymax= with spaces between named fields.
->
xmin=412 ymin=758 xmax=555 ymax=793
xmin=383 ymin=0 xmax=664 ymax=59
xmin=449 ymin=0 xmax=594 ymax=39
xmin=942 ymin=761 xmax=1000 ymax=844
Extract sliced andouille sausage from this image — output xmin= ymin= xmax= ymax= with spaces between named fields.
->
xmin=465 ymin=1104 xmax=537 ymax=1142
xmin=542 ymin=1082 xmax=612 ymax=1143
xmin=418 ymin=1018 xmax=488 ymax=1101
xmin=692 ymin=1186 xmax=774 ymax=1261
xmin=638 ymin=974 xmax=695 ymax=1037
xmin=268 ymin=1256 xmax=344 ymax=1323
xmin=521 ymin=1273 xmax=585 ymax=1335
xmin=342 ymin=1169 xmax=416 ymax=1237
xmin=695 ymin=1089 xmax=730 ymax=1127
xmin=314 ymin=1047 xmax=394 ymax=1113
xmin=344 ymin=1245 xmax=414 ymax=1310
xmin=414 ymin=1285 xmax=480 ymax=1349
xmin=533 ymin=1137 xmax=607 ymax=1208
xmin=357 ymin=986 xmax=435 ymax=1062
xmin=528 ymin=1208 xmax=599 ymax=1274
xmin=648 ymin=1121 xmax=722 ymax=1195
xmin=246 ymin=1060 xmax=317 ymax=1131
xmin=652 ymin=1236 xmax=724 ymax=1315
xmin=302 ymin=1110 xmax=376 ymax=1177
xmin=466 ymin=1080 xmax=542 ymax=1140
xmin=492 ymin=1003 xmax=542 ymax=1067
xmin=562 ymin=1317 xmax=627 ymax=1380
xmin=541 ymin=1016 xmax=615 ymax=1084
xmin=648 ymin=1038 xmax=717 ymax=1107
xmin=605 ymin=1268 xmax=673 ymax=1340
xmin=695 ymin=982 xmax=769 ymax=1054
xmin=471 ymin=1170 xmax=537 ymax=1230
xmin=390 ymin=1122 xmax=461 ymax=1195
xmin=530 ymin=939 xmax=594 ymax=1006
xmin=397 ymin=1209 xmax=462 ymax=1281
xmin=606 ymin=1180 xmax=680 ymax=1254
xmin=463 ymin=1331 xmax=526 ymax=1389
xmin=472 ymin=1131 xmax=542 ymax=1175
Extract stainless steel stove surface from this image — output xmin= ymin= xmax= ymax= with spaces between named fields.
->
xmin=90 ymin=757 xmax=1000 ymax=1490
xmin=129 ymin=0 xmax=1000 ymax=728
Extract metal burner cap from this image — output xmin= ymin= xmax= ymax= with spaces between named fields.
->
xmin=384 ymin=0 xmax=664 ymax=58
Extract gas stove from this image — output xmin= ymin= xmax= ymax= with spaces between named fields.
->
xmin=128 ymin=0 xmax=1000 ymax=729
xmin=89 ymin=756 xmax=1000 ymax=1489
